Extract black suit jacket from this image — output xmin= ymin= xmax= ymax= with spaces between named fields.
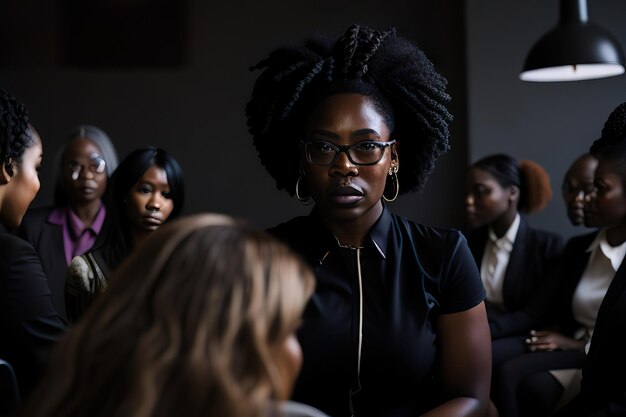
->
xmin=466 ymin=218 xmax=565 ymax=338
xmin=554 ymin=240 xmax=626 ymax=417
xmin=0 ymin=224 xmax=66 ymax=397
xmin=19 ymin=206 xmax=68 ymax=319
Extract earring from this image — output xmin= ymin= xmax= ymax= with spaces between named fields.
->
xmin=383 ymin=166 xmax=399 ymax=202
xmin=295 ymin=171 xmax=312 ymax=204
xmin=4 ymin=160 xmax=14 ymax=177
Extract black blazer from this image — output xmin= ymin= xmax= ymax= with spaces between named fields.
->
xmin=554 ymin=243 xmax=626 ymax=417
xmin=466 ymin=217 xmax=565 ymax=338
xmin=19 ymin=206 xmax=68 ymax=319
xmin=0 ymin=224 xmax=66 ymax=397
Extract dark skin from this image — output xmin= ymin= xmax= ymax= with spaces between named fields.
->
xmin=527 ymin=157 xmax=626 ymax=352
xmin=125 ymin=165 xmax=174 ymax=249
xmin=60 ymin=138 xmax=107 ymax=227
xmin=302 ymin=93 xmax=491 ymax=417
xmin=0 ymin=128 xmax=43 ymax=230
xmin=585 ymin=159 xmax=626 ymax=245
xmin=465 ymin=167 xmax=519 ymax=238
xmin=302 ymin=93 xmax=396 ymax=248
xmin=562 ymin=154 xmax=598 ymax=226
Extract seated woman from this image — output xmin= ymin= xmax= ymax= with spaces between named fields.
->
xmin=247 ymin=23 xmax=491 ymax=417
xmin=0 ymin=89 xmax=65 ymax=398
xmin=562 ymin=153 xmax=598 ymax=227
xmin=65 ymin=147 xmax=184 ymax=322
xmin=544 ymin=102 xmax=626 ymax=417
xmin=19 ymin=125 xmax=119 ymax=320
xmin=490 ymin=154 xmax=602 ymax=417
xmin=464 ymin=154 xmax=565 ymax=367
xmin=19 ymin=213 xmax=327 ymax=417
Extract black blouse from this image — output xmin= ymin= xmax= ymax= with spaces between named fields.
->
xmin=269 ymin=206 xmax=485 ymax=417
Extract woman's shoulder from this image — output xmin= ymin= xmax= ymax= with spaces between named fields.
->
xmin=566 ymin=230 xmax=598 ymax=245
xmin=0 ymin=230 xmax=38 ymax=259
xmin=21 ymin=205 xmax=56 ymax=226
xmin=390 ymin=212 xmax=465 ymax=245
xmin=19 ymin=205 xmax=58 ymax=239
xmin=521 ymin=220 xmax=564 ymax=249
xmin=0 ymin=232 xmax=48 ymax=286
xmin=267 ymin=216 xmax=319 ymax=244
xmin=269 ymin=401 xmax=331 ymax=417
xmin=268 ymin=216 xmax=312 ymax=233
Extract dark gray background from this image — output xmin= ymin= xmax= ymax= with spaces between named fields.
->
xmin=1 ymin=0 xmax=625 ymax=239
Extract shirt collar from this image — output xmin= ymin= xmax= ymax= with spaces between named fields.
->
xmin=63 ymin=204 xmax=106 ymax=237
xmin=368 ymin=203 xmax=392 ymax=259
xmin=487 ymin=213 xmax=520 ymax=252
xmin=587 ymin=228 xmax=626 ymax=272
xmin=309 ymin=203 xmax=391 ymax=261
xmin=586 ymin=228 xmax=604 ymax=253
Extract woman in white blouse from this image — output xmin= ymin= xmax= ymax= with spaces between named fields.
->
xmin=494 ymin=104 xmax=626 ymax=417
xmin=464 ymin=154 xmax=564 ymax=369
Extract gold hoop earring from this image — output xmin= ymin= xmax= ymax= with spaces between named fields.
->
xmin=383 ymin=167 xmax=399 ymax=202
xmin=295 ymin=173 xmax=312 ymax=205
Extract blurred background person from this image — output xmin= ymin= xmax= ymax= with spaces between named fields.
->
xmin=19 ymin=125 xmax=119 ymax=320
xmin=0 ymin=89 xmax=65 ymax=401
xmin=20 ymin=213 xmax=327 ymax=417
xmin=464 ymin=153 xmax=564 ymax=368
xmin=490 ymin=152 xmax=602 ymax=417
xmin=552 ymin=102 xmax=626 ymax=417
xmin=562 ymin=153 xmax=598 ymax=227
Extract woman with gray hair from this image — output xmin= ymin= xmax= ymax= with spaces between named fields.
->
xmin=19 ymin=124 xmax=119 ymax=320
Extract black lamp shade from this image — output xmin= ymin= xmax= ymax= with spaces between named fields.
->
xmin=520 ymin=0 xmax=625 ymax=82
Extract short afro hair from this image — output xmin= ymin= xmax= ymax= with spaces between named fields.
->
xmin=246 ymin=24 xmax=453 ymax=196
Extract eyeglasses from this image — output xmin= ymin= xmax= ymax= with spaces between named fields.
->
xmin=562 ymin=182 xmax=595 ymax=199
xmin=68 ymin=153 xmax=106 ymax=180
xmin=301 ymin=140 xmax=396 ymax=166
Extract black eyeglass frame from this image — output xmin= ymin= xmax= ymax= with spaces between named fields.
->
xmin=300 ymin=139 xmax=396 ymax=166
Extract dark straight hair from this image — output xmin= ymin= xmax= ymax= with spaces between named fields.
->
xmin=93 ymin=147 xmax=185 ymax=271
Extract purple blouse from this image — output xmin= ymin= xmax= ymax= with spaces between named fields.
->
xmin=47 ymin=205 xmax=106 ymax=265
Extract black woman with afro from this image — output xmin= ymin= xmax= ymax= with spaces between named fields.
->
xmin=246 ymin=24 xmax=491 ymax=417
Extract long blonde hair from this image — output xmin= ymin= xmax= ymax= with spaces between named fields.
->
xmin=22 ymin=213 xmax=315 ymax=417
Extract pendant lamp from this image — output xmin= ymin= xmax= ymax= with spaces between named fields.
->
xmin=520 ymin=0 xmax=625 ymax=82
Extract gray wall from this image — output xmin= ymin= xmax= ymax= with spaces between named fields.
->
xmin=466 ymin=0 xmax=626 ymax=239
xmin=0 ymin=0 xmax=468 ymax=231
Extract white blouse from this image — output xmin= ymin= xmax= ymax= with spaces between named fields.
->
xmin=480 ymin=214 xmax=520 ymax=308
xmin=573 ymin=228 xmax=626 ymax=352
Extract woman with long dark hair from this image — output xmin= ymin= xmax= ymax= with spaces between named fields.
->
xmin=65 ymin=146 xmax=184 ymax=322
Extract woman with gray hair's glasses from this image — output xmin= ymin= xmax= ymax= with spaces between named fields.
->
xmin=19 ymin=124 xmax=119 ymax=321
